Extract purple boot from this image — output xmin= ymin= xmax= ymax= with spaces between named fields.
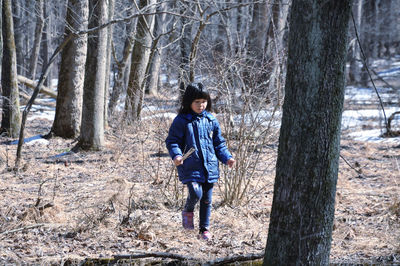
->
xmin=182 ymin=211 xmax=194 ymax=229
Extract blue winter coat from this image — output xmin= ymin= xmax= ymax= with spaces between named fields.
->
xmin=165 ymin=111 xmax=232 ymax=184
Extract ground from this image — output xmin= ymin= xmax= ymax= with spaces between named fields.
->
xmin=0 ymin=95 xmax=399 ymax=265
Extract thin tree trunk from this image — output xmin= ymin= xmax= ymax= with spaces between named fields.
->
xmin=1 ymin=0 xmax=21 ymax=138
xmin=28 ymin=0 xmax=44 ymax=80
xmin=12 ymin=0 xmax=24 ymax=75
xmin=124 ymin=0 xmax=156 ymax=121
xmin=51 ymin=0 xmax=88 ymax=138
xmin=264 ymin=0 xmax=353 ymax=264
xmin=266 ymin=0 xmax=290 ymax=105
xmin=178 ymin=1 xmax=191 ymax=92
xmin=146 ymin=1 xmax=168 ymax=96
xmin=103 ymin=0 xmax=115 ymax=128
xmin=247 ymin=1 xmax=270 ymax=58
xmin=107 ymin=12 xmax=135 ymax=119
xmin=77 ymin=0 xmax=107 ymax=150
xmin=42 ymin=1 xmax=52 ymax=88
xmin=348 ymin=0 xmax=363 ymax=85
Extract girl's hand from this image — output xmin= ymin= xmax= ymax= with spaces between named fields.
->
xmin=227 ymin=158 xmax=235 ymax=168
xmin=173 ymin=156 xmax=183 ymax=166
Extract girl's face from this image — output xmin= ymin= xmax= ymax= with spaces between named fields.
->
xmin=191 ymin=98 xmax=208 ymax=114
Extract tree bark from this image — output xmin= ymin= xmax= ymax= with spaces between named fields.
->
xmin=264 ymin=1 xmax=352 ymax=265
xmin=124 ymin=0 xmax=156 ymax=121
xmin=77 ymin=0 xmax=107 ymax=150
xmin=51 ymin=0 xmax=88 ymax=139
xmin=1 ymin=0 xmax=21 ymax=138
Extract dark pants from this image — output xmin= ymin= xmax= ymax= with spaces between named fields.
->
xmin=184 ymin=181 xmax=214 ymax=232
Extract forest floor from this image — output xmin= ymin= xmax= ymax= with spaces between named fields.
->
xmin=0 ymin=95 xmax=400 ymax=265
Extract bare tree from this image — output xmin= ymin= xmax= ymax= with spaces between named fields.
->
xmin=124 ymin=0 xmax=156 ymax=120
xmin=28 ymin=0 xmax=44 ymax=80
xmin=104 ymin=0 xmax=115 ymax=127
xmin=12 ymin=0 xmax=25 ymax=76
xmin=264 ymin=0 xmax=353 ymax=264
xmin=108 ymin=5 xmax=136 ymax=119
xmin=178 ymin=1 xmax=192 ymax=91
xmin=348 ymin=0 xmax=363 ymax=85
xmin=146 ymin=1 xmax=168 ymax=96
xmin=265 ymin=0 xmax=290 ymax=104
xmin=50 ymin=0 xmax=89 ymax=139
xmin=1 ymin=0 xmax=21 ymax=138
xmin=77 ymin=0 xmax=108 ymax=150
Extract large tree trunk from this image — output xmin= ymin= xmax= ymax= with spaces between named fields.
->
xmin=264 ymin=1 xmax=352 ymax=265
xmin=28 ymin=0 xmax=44 ymax=80
xmin=77 ymin=0 xmax=107 ymax=150
xmin=51 ymin=0 xmax=88 ymax=139
xmin=1 ymin=0 xmax=21 ymax=138
xmin=124 ymin=0 xmax=156 ymax=121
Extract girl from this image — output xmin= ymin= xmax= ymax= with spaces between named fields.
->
xmin=165 ymin=83 xmax=235 ymax=240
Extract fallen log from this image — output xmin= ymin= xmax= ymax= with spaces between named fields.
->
xmin=17 ymin=75 xmax=57 ymax=98
xmin=81 ymin=251 xmax=265 ymax=265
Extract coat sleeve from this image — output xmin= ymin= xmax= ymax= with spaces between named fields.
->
xmin=165 ymin=116 xmax=185 ymax=160
xmin=212 ymin=119 xmax=232 ymax=164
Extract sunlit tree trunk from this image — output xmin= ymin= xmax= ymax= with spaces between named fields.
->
xmin=264 ymin=0 xmax=352 ymax=265
xmin=51 ymin=0 xmax=88 ymax=138
xmin=78 ymin=0 xmax=107 ymax=150
xmin=1 ymin=0 xmax=21 ymax=138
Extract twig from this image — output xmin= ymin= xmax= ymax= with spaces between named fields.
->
xmin=340 ymin=154 xmax=363 ymax=176
xmin=182 ymin=147 xmax=195 ymax=161
xmin=351 ymin=11 xmax=388 ymax=132
xmin=0 ymin=223 xmax=45 ymax=236
xmin=205 ymin=252 xmax=264 ymax=265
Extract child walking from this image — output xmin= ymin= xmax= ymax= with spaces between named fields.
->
xmin=165 ymin=83 xmax=235 ymax=240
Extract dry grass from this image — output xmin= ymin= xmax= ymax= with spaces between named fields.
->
xmin=0 ymin=99 xmax=399 ymax=265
